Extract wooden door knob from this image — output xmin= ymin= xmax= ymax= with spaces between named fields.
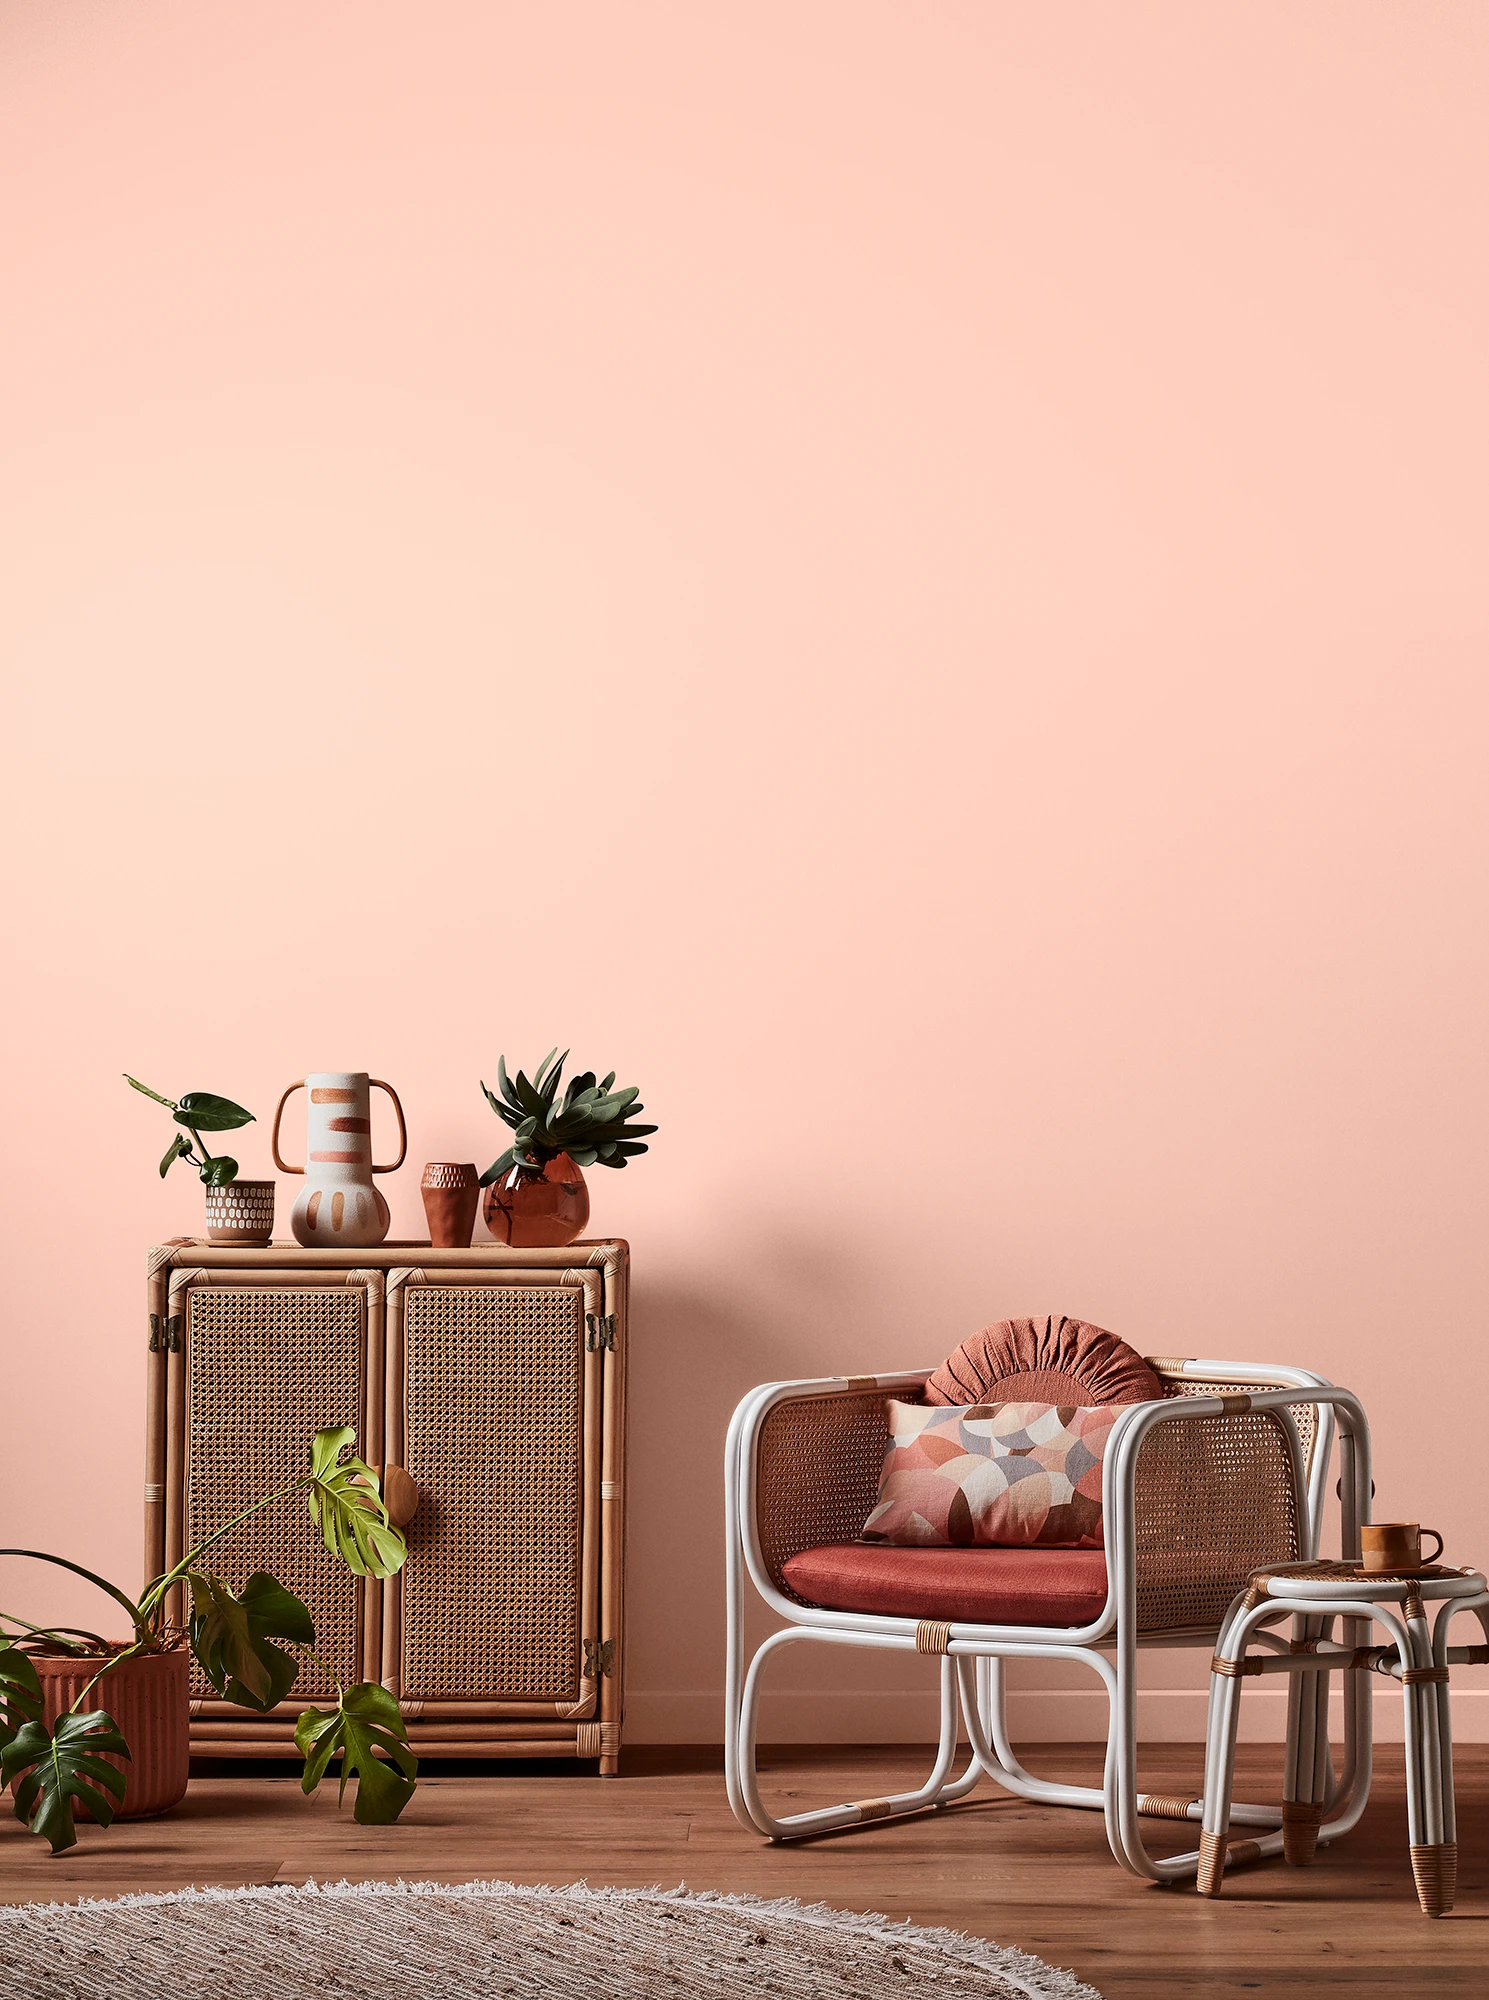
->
xmin=382 ymin=1464 xmax=420 ymax=1528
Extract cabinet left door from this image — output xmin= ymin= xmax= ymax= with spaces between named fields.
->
xmin=148 ymin=1263 xmax=384 ymax=1746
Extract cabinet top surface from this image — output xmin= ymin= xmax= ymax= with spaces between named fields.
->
xmin=148 ymin=1238 xmax=628 ymax=1272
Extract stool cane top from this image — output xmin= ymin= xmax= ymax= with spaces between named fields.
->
xmin=1249 ymin=1558 xmax=1486 ymax=1602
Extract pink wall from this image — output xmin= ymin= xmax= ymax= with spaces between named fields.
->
xmin=2 ymin=3 xmax=1485 ymax=1744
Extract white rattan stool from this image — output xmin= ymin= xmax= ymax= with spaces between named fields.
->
xmin=1198 ymin=1558 xmax=1489 ymax=1915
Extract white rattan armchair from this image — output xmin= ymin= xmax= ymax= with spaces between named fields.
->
xmin=725 ymin=1356 xmax=1373 ymax=1884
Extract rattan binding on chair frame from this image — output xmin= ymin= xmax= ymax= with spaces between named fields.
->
xmin=1410 ymin=1843 xmax=1457 ymax=1919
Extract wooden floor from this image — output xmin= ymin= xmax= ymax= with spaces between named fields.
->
xmin=0 ymin=1744 xmax=1484 ymax=1996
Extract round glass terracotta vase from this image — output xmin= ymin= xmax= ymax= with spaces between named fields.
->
xmin=483 ymin=1154 xmax=590 ymax=1248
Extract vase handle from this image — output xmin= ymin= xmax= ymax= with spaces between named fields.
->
xmin=270 ymin=1080 xmax=306 ymax=1174
xmin=371 ymin=1079 xmax=408 ymax=1173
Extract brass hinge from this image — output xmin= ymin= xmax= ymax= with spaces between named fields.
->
xmin=585 ymin=1313 xmax=616 ymax=1353
xmin=148 ymin=1313 xmax=182 ymax=1353
xmin=583 ymin=1638 xmax=616 ymax=1679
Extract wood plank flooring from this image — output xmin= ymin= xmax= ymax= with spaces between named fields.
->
xmin=0 ymin=1744 xmax=1483 ymax=1996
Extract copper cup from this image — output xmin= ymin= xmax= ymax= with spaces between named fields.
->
xmin=1360 ymin=1522 xmax=1444 ymax=1572
xmin=420 ymin=1162 xmax=480 ymax=1248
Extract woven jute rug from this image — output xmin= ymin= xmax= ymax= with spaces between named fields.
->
xmin=0 ymin=1878 xmax=1102 ymax=2000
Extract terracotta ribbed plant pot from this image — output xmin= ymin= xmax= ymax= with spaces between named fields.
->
xmin=483 ymin=1154 xmax=590 ymax=1248
xmin=31 ymin=1648 xmax=190 ymax=1820
xmin=421 ymin=1162 xmax=480 ymax=1248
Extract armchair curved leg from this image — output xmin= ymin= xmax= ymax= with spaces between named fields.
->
xmin=733 ymin=1629 xmax=965 ymax=1841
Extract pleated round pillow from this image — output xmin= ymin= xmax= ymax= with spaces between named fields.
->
xmin=924 ymin=1314 xmax=1160 ymax=1408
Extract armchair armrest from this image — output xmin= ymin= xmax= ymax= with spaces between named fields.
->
xmin=1104 ymin=1384 xmax=1369 ymax=1639
xmin=729 ymin=1372 xmax=930 ymax=1603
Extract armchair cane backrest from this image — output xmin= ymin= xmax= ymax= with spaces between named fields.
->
xmin=756 ymin=1388 xmax=889 ymax=1602
xmin=1131 ymin=1369 xmax=1312 ymax=1634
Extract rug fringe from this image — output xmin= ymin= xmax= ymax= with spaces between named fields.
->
xmin=0 ymin=1877 xmax=1101 ymax=2000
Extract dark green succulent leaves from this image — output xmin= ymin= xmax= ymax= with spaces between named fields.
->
xmin=478 ymin=1054 xmax=657 ymax=1185
xmin=188 ymin=1570 xmax=314 ymax=1712
xmin=3 ymin=1710 xmax=130 ymax=1854
xmin=295 ymin=1682 xmax=417 ymax=1825
xmin=306 ymin=1428 xmax=408 ymax=1578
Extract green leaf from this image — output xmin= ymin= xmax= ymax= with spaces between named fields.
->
xmin=124 ymin=1074 xmax=177 ymax=1109
xmin=567 ymin=1148 xmax=599 ymax=1167
xmin=3 ymin=1710 xmax=129 ymax=1854
xmin=188 ymin=1570 xmax=313 ymax=1713
xmin=198 ymin=1155 xmax=239 ymax=1187
xmin=0 ymin=1645 xmax=42 ymax=1757
xmin=294 ymin=1682 xmax=417 ymax=1825
xmin=532 ymin=1048 xmax=565 ymax=1096
xmin=305 ymin=1430 xmax=408 ymax=1579
xmin=159 ymin=1133 xmax=191 ymax=1178
xmin=478 ymin=1149 xmax=516 ymax=1188
xmin=495 ymin=1056 xmax=522 ymax=1110
xmin=173 ymin=1092 xmax=255 ymax=1133
xmin=480 ymin=1079 xmax=519 ymax=1129
xmin=599 ymin=1072 xmax=616 ymax=1092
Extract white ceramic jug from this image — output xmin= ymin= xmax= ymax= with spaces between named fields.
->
xmin=270 ymin=1072 xmax=406 ymax=1247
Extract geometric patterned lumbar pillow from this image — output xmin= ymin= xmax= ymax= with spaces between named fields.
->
xmin=860 ymin=1399 xmax=1120 ymax=1550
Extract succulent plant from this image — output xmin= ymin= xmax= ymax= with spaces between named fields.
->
xmin=479 ymin=1050 xmax=656 ymax=1187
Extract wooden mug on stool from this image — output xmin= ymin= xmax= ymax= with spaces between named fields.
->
xmin=1361 ymin=1522 xmax=1444 ymax=1572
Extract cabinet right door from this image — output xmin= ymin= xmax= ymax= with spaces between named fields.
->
xmin=383 ymin=1270 xmax=602 ymax=1714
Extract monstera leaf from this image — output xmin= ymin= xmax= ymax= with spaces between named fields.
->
xmin=0 ymin=1645 xmax=42 ymax=1755
xmin=188 ymin=1570 xmax=314 ymax=1712
xmin=2 ymin=1710 xmax=130 ymax=1854
xmin=295 ymin=1682 xmax=417 ymax=1825
xmin=305 ymin=1428 xmax=407 ymax=1578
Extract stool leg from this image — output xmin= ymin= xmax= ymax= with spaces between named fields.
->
xmin=1198 ymin=1660 xmax=1244 ymax=1896
xmin=1400 ymin=1597 xmax=1454 ymax=1917
xmin=1282 ymin=1613 xmax=1329 ymax=1864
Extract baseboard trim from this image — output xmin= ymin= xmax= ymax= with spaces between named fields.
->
xmin=625 ymin=1687 xmax=1489 ymax=1745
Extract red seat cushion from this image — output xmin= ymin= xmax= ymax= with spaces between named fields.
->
xmin=925 ymin=1314 xmax=1160 ymax=1408
xmin=782 ymin=1541 xmax=1109 ymax=1627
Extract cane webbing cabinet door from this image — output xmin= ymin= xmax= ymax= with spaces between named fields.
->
xmin=146 ymin=1240 xmax=628 ymax=1771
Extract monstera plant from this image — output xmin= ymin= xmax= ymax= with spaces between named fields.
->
xmin=124 ymin=1073 xmax=255 ymax=1187
xmin=0 ymin=1428 xmax=416 ymax=1853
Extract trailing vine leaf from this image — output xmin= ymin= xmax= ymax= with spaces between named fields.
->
xmin=159 ymin=1133 xmax=192 ymax=1177
xmin=173 ymin=1092 xmax=255 ymax=1132
xmin=199 ymin=1155 xmax=239 ymax=1187
xmin=124 ymin=1075 xmax=177 ymax=1109
xmin=2 ymin=1711 xmax=129 ymax=1854
xmin=305 ymin=1429 xmax=407 ymax=1578
xmin=188 ymin=1570 xmax=313 ymax=1712
xmin=295 ymin=1682 xmax=417 ymax=1825
xmin=0 ymin=1644 xmax=42 ymax=1757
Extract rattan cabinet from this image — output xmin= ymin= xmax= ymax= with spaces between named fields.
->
xmin=144 ymin=1240 xmax=627 ymax=1771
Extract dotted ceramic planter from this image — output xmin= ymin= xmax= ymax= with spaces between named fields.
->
xmin=204 ymin=1177 xmax=276 ymax=1244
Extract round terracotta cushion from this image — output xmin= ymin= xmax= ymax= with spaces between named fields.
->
xmin=924 ymin=1314 xmax=1160 ymax=1408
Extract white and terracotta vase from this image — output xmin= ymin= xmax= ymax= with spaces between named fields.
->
xmin=270 ymin=1071 xmax=406 ymax=1247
